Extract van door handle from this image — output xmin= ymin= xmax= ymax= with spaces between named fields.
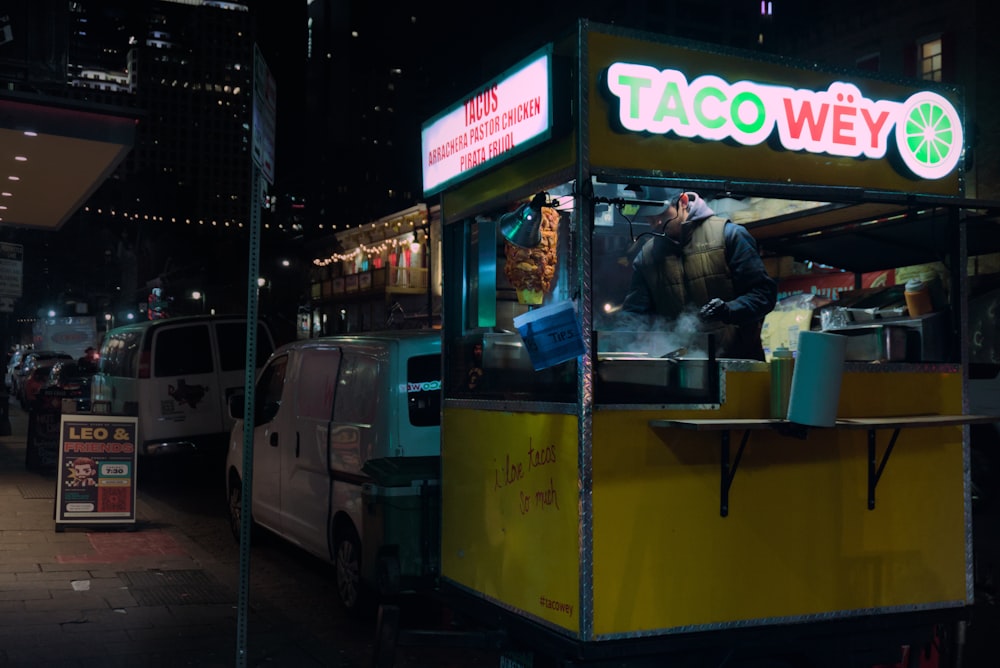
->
xmin=269 ymin=432 xmax=278 ymax=447
xmin=295 ymin=432 xmax=300 ymax=458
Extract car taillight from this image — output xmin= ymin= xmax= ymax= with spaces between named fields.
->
xmin=138 ymin=352 xmax=151 ymax=379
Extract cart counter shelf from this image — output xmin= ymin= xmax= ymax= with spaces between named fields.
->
xmin=650 ymin=414 xmax=999 ymax=516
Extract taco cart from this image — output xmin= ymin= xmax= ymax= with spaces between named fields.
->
xmin=394 ymin=19 xmax=1000 ymax=667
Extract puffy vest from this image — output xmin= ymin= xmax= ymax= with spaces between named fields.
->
xmin=638 ymin=216 xmax=732 ymax=310
xmin=637 ymin=216 xmax=742 ymax=356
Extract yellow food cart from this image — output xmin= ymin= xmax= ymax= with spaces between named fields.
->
xmin=413 ymin=19 xmax=999 ymax=667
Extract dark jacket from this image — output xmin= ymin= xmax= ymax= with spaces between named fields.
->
xmin=622 ymin=195 xmax=777 ymax=359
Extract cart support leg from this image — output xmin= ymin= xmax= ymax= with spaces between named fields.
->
xmin=955 ymin=619 xmax=967 ymax=668
xmin=720 ymin=429 xmax=751 ymax=517
xmin=372 ymin=604 xmax=401 ymax=668
xmin=868 ymin=427 xmax=900 ymax=510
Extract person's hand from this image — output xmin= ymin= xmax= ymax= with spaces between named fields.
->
xmin=698 ymin=298 xmax=730 ymax=323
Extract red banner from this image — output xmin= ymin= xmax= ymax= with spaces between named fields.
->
xmin=778 ymin=270 xmax=895 ymax=301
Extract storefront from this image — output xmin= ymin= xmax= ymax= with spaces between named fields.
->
xmin=421 ymin=19 xmax=1000 ymax=666
xmin=306 ymin=204 xmax=441 ymax=336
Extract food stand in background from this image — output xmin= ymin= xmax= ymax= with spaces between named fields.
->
xmin=407 ymin=20 xmax=1000 ymax=667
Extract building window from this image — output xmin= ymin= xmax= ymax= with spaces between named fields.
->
xmin=919 ymin=36 xmax=942 ymax=82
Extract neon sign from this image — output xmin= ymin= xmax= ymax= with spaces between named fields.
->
xmin=605 ymin=62 xmax=963 ymax=180
xmin=421 ymin=48 xmax=552 ymax=196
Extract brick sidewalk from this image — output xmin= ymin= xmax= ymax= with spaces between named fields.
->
xmin=0 ymin=405 xmax=345 ymax=668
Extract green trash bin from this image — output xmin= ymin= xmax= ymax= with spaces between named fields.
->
xmin=361 ymin=456 xmax=441 ymax=595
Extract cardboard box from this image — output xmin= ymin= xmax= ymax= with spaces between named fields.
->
xmin=764 ymin=255 xmax=795 ymax=279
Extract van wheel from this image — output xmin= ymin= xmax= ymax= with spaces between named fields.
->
xmin=227 ymin=475 xmax=254 ymax=543
xmin=334 ymin=524 xmax=367 ymax=614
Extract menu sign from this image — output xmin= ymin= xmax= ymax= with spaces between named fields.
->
xmin=422 ymin=46 xmax=552 ymax=196
xmin=55 ymin=415 xmax=139 ymax=526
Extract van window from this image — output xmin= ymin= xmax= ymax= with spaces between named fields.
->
xmin=297 ymin=348 xmax=340 ymax=421
xmin=100 ymin=330 xmax=143 ymax=377
xmin=333 ymin=354 xmax=379 ymax=425
xmin=255 ymin=354 xmax=288 ymax=425
xmin=154 ymin=325 xmax=213 ymax=377
xmin=407 ymin=354 xmax=441 ymax=427
xmin=217 ymin=322 xmax=274 ymax=371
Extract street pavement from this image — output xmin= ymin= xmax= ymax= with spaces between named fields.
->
xmin=3 ymin=397 xmax=998 ymax=668
xmin=0 ymin=403 xmax=500 ymax=668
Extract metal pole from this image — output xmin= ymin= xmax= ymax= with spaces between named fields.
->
xmin=235 ymin=162 xmax=263 ymax=667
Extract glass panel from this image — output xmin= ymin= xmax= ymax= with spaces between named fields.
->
xmin=407 ymin=354 xmax=441 ymax=427
xmin=154 ymin=325 xmax=212 ymax=376
xmin=333 ymin=353 xmax=379 ymax=425
xmin=297 ymin=348 xmax=340 ymax=421
xmin=216 ymin=321 xmax=274 ymax=370
xmin=444 ymin=180 xmax=578 ymax=403
xmin=920 ymin=38 xmax=942 ymax=82
xmin=100 ymin=330 xmax=141 ymax=377
xmin=255 ymin=354 xmax=288 ymax=425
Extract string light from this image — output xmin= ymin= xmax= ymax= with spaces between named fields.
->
xmin=73 ymin=196 xmax=435 ymax=240
xmin=312 ymin=233 xmax=423 ymax=267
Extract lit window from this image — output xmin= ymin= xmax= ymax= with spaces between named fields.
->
xmin=919 ymin=37 xmax=942 ymax=82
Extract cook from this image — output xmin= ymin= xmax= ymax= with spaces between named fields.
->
xmin=620 ymin=188 xmax=777 ymax=360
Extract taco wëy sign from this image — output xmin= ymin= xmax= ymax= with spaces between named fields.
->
xmin=605 ymin=62 xmax=963 ymax=180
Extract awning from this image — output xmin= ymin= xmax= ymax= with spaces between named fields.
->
xmin=0 ymin=93 xmax=136 ymax=231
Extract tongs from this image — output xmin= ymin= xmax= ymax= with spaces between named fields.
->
xmin=661 ymin=347 xmax=687 ymax=360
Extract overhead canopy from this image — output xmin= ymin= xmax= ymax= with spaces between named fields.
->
xmin=747 ymin=199 xmax=1000 ymax=274
xmin=703 ymin=182 xmax=1000 ymax=274
xmin=0 ymin=93 xmax=136 ymax=231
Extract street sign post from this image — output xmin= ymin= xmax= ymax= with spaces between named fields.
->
xmin=252 ymin=44 xmax=277 ymax=186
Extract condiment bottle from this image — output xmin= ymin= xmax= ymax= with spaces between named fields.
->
xmin=770 ymin=347 xmax=794 ymax=420
xmin=904 ymin=278 xmax=933 ymax=317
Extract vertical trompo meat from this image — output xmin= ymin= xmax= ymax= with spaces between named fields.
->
xmin=504 ymin=206 xmax=560 ymax=305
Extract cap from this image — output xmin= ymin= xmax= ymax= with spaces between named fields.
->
xmin=619 ymin=185 xmax=683 ymax=218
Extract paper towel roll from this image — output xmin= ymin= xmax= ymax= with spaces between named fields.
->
xmin=786 ymin=331 xmax=848 ymax=427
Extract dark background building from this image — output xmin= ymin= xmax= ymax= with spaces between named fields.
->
xmin=0 ymin=0 xmax=996 ymax=346
xmin=781 ymin=0 xmax=997 ymax=201
xmin=1 ymin=0 xmax=307 ymax=344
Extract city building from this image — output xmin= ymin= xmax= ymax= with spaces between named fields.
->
xmin=300 ymin=2 xmax=782 ymax=333
xmin=779 ymin=0 xmax=997 ymax=201
xmin=300 ymin=1 xmax=781 ymax=238
xmin=0 ymin=0 xmax=305 ymax=346
xmin=305 ymin=204 xmax=440 ymax=339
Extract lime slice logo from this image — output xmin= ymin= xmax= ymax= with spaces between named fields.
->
xmin=895 ymin=91 xmax=963 ymax=180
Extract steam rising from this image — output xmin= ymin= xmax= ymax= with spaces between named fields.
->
xmin=595 ymin=308 xmax=716 ymax=358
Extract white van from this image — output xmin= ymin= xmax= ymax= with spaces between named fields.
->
xmin=224 ymin=330 xmax=441 ymax=613
xmin=90 ymin=315 xmax=274 ymax=456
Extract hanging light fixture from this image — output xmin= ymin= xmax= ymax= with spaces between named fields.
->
xmin=498 ymin=192 xmax=549 ymax=248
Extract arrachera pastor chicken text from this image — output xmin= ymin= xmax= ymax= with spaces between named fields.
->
xmin=426 ymin=84 xmax=542 ymax=171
